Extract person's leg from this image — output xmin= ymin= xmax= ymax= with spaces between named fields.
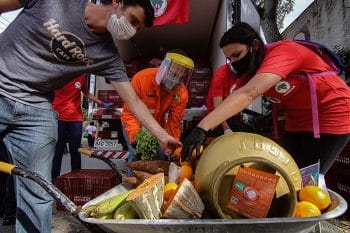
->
xmin=284 ymin=132 xmax=350 ymax=174
xmin=0 ymin=138 xmax=10 ymax=218
xmin=0 ymin=174 xmax=5 ymax=217
xmin=121 ymin=124 xmax=136 ymax=176
xmin=1 ymin=97 xmax=57 ymax=233
xmin=87 ymin=134 xmax=93 ymax=147
xmin=67 ymin=121 xmax=82 ymax=171
xmin=51 ymin=121 xmax=67 ymax=181
xmin=3 ymin=175 xmax=16 ymax=225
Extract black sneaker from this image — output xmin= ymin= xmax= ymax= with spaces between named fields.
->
xmin=2 ymin=215 xmax=16 ymax=225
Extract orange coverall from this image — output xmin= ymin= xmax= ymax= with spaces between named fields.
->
xmin=121 ymin=68 xmax=189 ymax=142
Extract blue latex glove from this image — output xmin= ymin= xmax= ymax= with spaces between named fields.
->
xmin=101 ymin=102 xmax=113 ymax=109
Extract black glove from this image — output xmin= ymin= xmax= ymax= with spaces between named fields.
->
xmin=181 ymin=126 xmax=208 ymax=161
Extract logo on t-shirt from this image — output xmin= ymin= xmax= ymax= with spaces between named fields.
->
xmin=43 ymin=19 xmax=95 ymax=65
xmin=75 ymin=82 xmax=82 ymax=89
xmin=275 ymin=81 xmax=291 ymax=94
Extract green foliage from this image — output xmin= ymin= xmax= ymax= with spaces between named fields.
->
xmin=134 ymin=126 xmax=160 ymax=160
xmin=252 ymin=0 xmax=295 ymax=30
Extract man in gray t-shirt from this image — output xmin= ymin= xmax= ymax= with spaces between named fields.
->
xmin=0 ymin=0 xmax=181 ymax=232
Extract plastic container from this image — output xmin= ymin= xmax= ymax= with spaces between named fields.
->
xmin=56 ymin=169 xmax=117 ymax=210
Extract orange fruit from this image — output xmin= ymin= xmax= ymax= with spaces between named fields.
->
xmin=299 ymin=185 xmax=331 ymax=211
xmin=294 ymin=201 xmax=321 ymax=217
xmin=179 ymin=162 xmax=193 ymax=182
xmin=164 ymin=182 xmax=178 ymax=201
xmin=173 ymin=147 xmax=182 ymax=161
xmin=191 ymin=145 xmax=204 ymax=160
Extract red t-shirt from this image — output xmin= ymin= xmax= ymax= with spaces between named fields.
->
xmin=206 ymin=64 xmax=244 ymax=113
xmin=257 ymin=40 xmax=350 ymax=134
xmin=53 ymin=75 xmax=89 ymax=121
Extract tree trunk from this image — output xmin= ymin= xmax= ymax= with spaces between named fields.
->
xmin=258 ymin=0 xmax=283 ymax=43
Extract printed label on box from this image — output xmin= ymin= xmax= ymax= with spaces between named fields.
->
xmin=226 ymin=166 xmax=280 ymax=218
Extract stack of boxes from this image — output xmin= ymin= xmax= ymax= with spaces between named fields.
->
xmin=187 ymin=67 xmax=212 ymax=108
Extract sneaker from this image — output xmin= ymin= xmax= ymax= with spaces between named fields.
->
xmin=2 ymin=215 xmax=16 ymax=225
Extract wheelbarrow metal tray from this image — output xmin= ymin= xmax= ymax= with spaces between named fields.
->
xmin=79 ymin=184 xmax=347 ymax=233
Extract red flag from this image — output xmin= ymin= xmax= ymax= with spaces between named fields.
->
xmin=151 ymin=0 xmax=189 ymax=26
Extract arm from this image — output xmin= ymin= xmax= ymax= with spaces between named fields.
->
xmin=110 ymin=81 xmax=182 ymax=151
xmin=83 ymin=93 xmax=103 ymax=105
xmin=0 ymin=0 xmax=22 ymax=12
xmin=198 ymin=73 xmax=282 ymax=131
xmin=212 ymin=96 xmax=231 ymax=131
xmin=122 ymin=105 xmax=141 ymax=143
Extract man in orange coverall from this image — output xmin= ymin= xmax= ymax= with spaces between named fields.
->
xmin=121 ymin=50 xmax=194 ymax=169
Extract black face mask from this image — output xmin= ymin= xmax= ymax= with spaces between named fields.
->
xmin=230 ymin=51 xmax=251 ymax=75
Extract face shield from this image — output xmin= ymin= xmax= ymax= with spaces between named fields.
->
xmin=156 ymin=53 xmax=194 ymax=91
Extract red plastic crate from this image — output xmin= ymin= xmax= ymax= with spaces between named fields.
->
xmin=98 ymin=90 xmax=124 ymax=108
xmin=55 ymin=169 xmax=118 ymax=210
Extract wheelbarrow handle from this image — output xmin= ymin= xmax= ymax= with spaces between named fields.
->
xmin=0 ymin=161 xmax=107 ymax=233
xmin=0 ymin=161 xmax=16 ymax=174
xmin=79 ymin=147 xmax=123 ymax=184
xmin=78 ymin=147 xmax=93 ymax=157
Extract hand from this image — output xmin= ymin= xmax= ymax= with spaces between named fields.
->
xmin=102 ymin=102 xmax=114 ymax=109
xmin=158 ymin=133 xmax=182 ymax=156
xmin=181 ymin=126 xmax=208 ymax=161
xmin=224 ymin=128 xmax=233 ymax=134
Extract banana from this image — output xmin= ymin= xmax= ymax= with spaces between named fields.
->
xmin=114 ymin=202 xmax=139 ymax=220
xmin=90 ymin=190 xmax=132 ymax=217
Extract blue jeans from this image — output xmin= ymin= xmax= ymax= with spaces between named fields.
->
xmin=52 ymin=121 xmax=82 ymax=181
xmin=121 ymin=124 xmax=165 ymax=176
xmin=0 ymin=140 xmax=16 ymax=217
xmin=0 ymin=96 xmax=58 ymax=233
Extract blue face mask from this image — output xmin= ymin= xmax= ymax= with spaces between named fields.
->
xmin=161 ymin=73 xmax=181 ymax=91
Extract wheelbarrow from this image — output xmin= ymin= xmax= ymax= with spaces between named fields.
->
xmin=0 ymin=160 xmax=347 ymax=233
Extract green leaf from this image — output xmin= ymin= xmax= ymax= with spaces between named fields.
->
xmin=134 ymin=126 xmax=160 ymax=160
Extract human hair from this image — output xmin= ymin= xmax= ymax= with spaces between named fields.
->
xmin=90 ymin=121 xmax=95 ymax=126
xmin=220 ymin=22 xmax=265 ymax=79
xmin=101 ymin=0 xmax=154 ymax=27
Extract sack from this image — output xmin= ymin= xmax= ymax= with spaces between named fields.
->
xmin=294 ymin=40 xmax=344 ymax=74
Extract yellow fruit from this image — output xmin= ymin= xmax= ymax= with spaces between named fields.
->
xmin=294 ymin=201 xmax=321 ymax=217
xmin=164 ymin=182 xmax=178 ymax=201
xmin=299 ymin=186 xmax=331 ymax=211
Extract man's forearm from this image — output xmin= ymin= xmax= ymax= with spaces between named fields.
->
xmin=127 ymin=97 xmax=167 ymax=139
xmin=111 ymin=81 xmax=167 ymax=140
xmin=0 ymin=0 xmax=22 ymax=12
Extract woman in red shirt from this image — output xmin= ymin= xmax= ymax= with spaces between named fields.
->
xmin=182 ymin=22 xmax=350 ymax=174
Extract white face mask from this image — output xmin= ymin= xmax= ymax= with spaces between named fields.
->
xmin=107 ymin=14 xmax=136 ymax=40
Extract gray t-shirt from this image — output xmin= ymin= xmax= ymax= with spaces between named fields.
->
xmin=0 ymin=0 xmax=129 ymax=109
